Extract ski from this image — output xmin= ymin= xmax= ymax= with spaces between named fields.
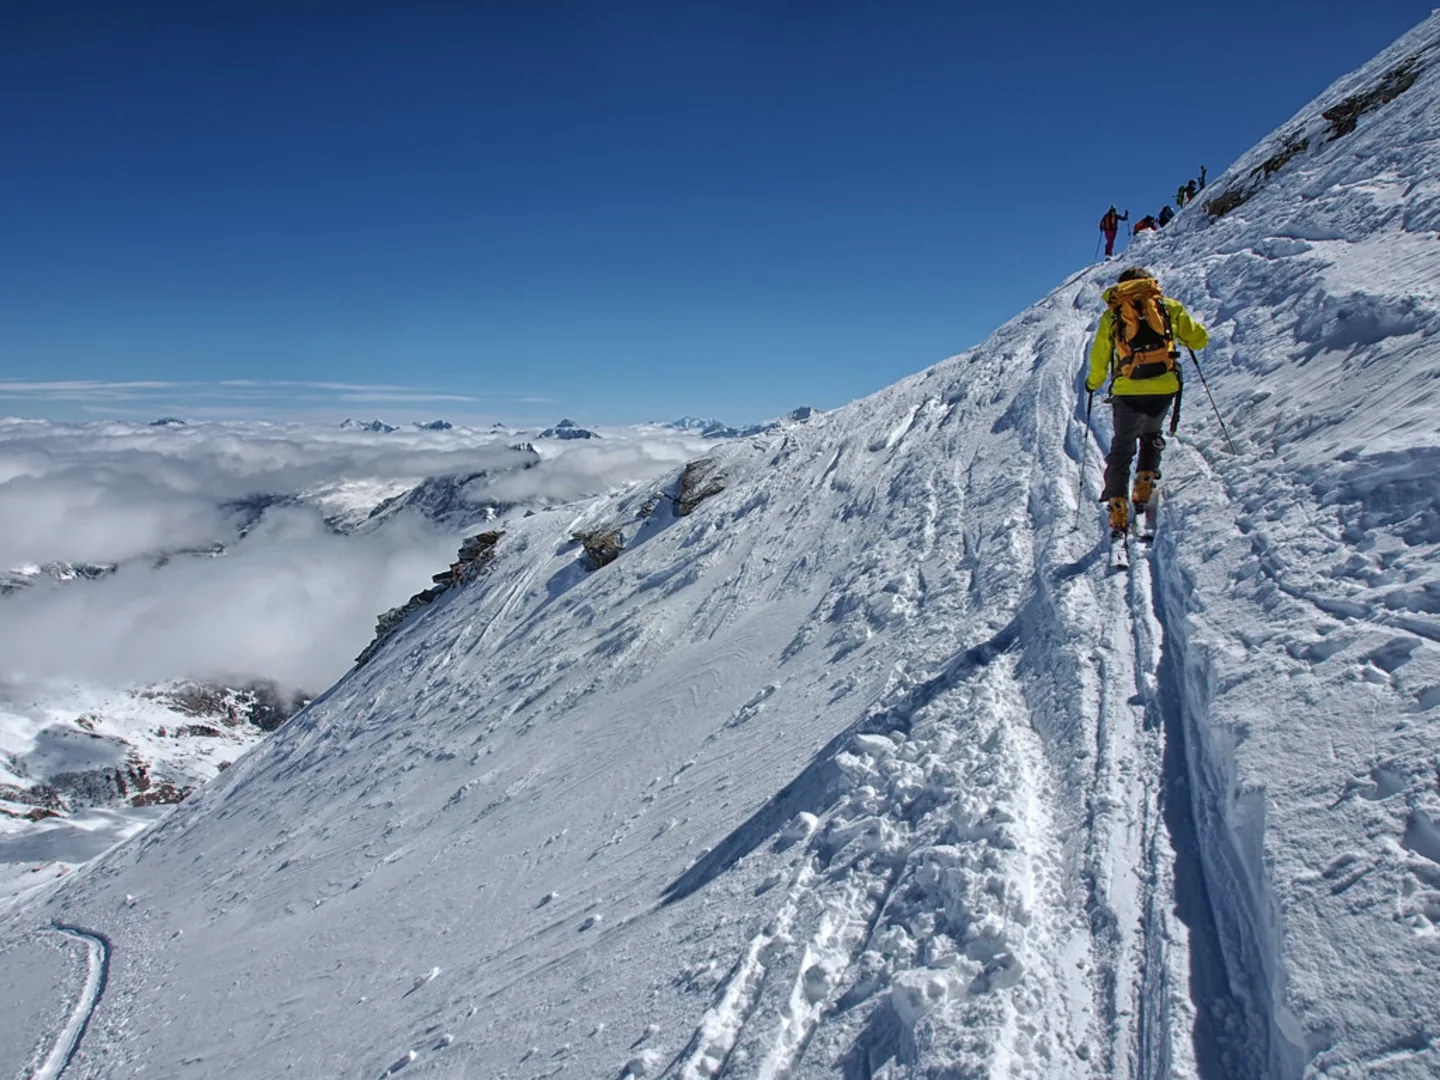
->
xmin=1134 ymin=487 xmax=1160 ymax=545
xmin=1109 ymin=528 xmax=1130 ymax=571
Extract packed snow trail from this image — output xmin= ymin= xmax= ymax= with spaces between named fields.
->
xmin=2 ymin=13 xmax=1440 ymax=1079
xmin=33 ymin=924 xmax=110 ymax=1080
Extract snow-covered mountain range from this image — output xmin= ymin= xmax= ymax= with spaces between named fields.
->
xmin=663 ymin=407 xmax=820 ymax=440
xmin=5 ymin=13 xmax=1440 ymax=1079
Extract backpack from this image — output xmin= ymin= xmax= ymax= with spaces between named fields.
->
xmin=1107 ymin=278 xmax=1178 ymax=381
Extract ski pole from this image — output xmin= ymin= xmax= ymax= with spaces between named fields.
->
xmin=1093 ymin=233 xmax=1102 ymax=262
xmin=1187 ymin=348 xmax=1238 ymax=453
xmin=1073 ymin=389 xmax=1094 ymax=531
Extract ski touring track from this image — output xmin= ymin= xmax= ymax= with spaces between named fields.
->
xmin=645 ymin=278 xmax=1274 ymax=1079
xmin=1064 ymin=305 xmax=1274 ymax=1079
xmin=1094 ymin=431 xmax=1279 ymax=1080
xmin=33 ymin=923 xmax=111 ymax=1080
xmin=656 ymin=643 xmax=1079 ymax=1080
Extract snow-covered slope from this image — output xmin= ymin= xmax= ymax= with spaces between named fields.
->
xmin=5 ymin=15 xmax=1440 ymax=1079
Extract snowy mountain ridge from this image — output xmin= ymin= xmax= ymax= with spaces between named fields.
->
xmin=4 ymin=14 xmax=1440 ymax=1079
xmin=660 ymin=407 xmax=821 ymax=440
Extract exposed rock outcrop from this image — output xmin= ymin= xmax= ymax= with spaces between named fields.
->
xmin=140 ymin=680 xmax=309 ymax=733
xmin=0 ymin=677 xmax=305 ymax=828
xmin=9 ymin=751 xmax=196 ymax=815
xmin=572 ymin=529 xmax=624 ymax=570
xmin=1206 ymin=49 xmax=1429 ymax=219
xmin=0 ymin=783 xmax=65 ymax=815
xmin=356 ymin=531 xmax=504 ymax=666
xmin=677 ymin=459 xmax=726 ymax=516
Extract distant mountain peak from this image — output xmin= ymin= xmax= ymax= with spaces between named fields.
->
xmin=339 ymin=418 xmax=396 ymax=433
xmin=539 ymin=419 xmax=599 ymax=440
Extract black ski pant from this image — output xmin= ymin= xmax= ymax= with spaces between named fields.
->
xmin=1103 ymin=394 xmax=1174 ymax=500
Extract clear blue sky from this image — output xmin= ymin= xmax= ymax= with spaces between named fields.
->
xmin=2 ymin=1 xmax=1431 ymax=425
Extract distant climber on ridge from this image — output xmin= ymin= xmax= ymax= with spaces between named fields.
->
xmin=1084 ymin=266 xmax=1209 ymax=536
xmin=1099 ymin=206 xmax=1128 ymax=257
xmin=1133 ymin=214 xmax=1157 ymax=235
xmin=1157 ymin=205 xmax=1176 ymax=227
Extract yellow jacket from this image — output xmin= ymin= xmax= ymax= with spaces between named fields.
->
xmin=1085 ymin=290 xmax=1209 ymax=395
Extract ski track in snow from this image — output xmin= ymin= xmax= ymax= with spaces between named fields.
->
xmin=643 ymin=297 xmax=1203 ymax=1079
xmin=33 ymin=923 xmax=111 ymax=1080
xmin=4 ymin=14 xmax=1440 ymax=1079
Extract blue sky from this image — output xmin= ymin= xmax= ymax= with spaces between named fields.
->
xmin=2 ymin=1 xmax=1431 ymax=426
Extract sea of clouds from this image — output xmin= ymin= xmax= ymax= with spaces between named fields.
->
xmin=0 ymin=419 xmax=709 ymax=692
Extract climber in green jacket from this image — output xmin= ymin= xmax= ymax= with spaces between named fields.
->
xmin=1085 ymin=266 xmax=1209 ymax=534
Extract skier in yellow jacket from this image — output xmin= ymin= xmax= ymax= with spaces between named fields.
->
xmin=1085 ymin=266 xmax=1209 ymax=534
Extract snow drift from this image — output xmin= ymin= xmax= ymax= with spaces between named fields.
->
xmin=4 ymin=14 xmax=1440 ymax=1079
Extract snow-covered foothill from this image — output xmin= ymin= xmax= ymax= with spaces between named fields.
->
xmin=2 ymin=13 xmax=1440 ymax=1080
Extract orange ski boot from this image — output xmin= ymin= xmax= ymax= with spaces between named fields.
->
xmin=1107 ymin=496 xmax=1129 ymax=537
xmin=1131 ymin=470 xmax=1157 ymax=509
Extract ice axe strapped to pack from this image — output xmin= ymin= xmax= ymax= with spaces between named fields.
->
xmin=1107 ymin=277 xmax=1179 ymax=381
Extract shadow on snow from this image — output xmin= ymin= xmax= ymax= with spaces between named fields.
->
xmin=660 ymin=618 xmax=1022 ymax=907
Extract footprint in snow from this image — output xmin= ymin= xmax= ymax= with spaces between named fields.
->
xmin=724 ymin=684 xmax=780 ymax=730
xmin=775 ymin=811 xmax=819 ymax=851
xmin=379 ymin=1049 xmax=416 ymax=1076
xmin=402 ymin=966 xmax=441 ymax=997
xmin=755 ymin=870 xmax=785 ymax=895
xmin=622 ymin=1047 xmax=664 ymax=1078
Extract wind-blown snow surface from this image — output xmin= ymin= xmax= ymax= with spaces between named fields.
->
xmin=6 ymin=16 xmax=1440 ymax=1079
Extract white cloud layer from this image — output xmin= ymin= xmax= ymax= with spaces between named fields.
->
xmin=0 ymin=420 xmax=532 ymax=566
xmin=0 ymin=508 xmax=453 ymax=690
xmin=0 ymin=419 xmax=711 ymax=693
